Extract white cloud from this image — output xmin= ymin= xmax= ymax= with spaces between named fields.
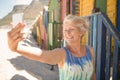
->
xmin=11 ymin=0 xmax=32 ymax=5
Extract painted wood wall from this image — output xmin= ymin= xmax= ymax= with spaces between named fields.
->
xmin=95 ymin=0 xmax=107 ymax=13
xmin=117 ymin=0 xmax=120 ymax=31
xmin=80 ymin=0 xmax=94 ymax=16
xmin=107 ymin=0 xmax=117 ymax=26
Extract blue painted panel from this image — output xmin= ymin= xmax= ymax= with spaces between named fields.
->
xmin=96 ymin=14 xmax=106 ymax=80
xmin=43 ymin=10 xmax=49 ymax=32
xmin=92 ymin=14 xmax=98 ymax=69
xmin=93 ymin=14 xmax=97 ymax=55
xmin=89 ymin=16 xmax=93 ymax=46
xmin=106 ymin=32 xmax=111 ymax=80
xmin=117 ymin=0 xmax=120 ymax=31
xmin=113 ymin=41 xmax=119 ymax=80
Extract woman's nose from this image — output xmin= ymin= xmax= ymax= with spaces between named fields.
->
xmin=64 ymin=30 xmax=71 ymax=34
xmin=66 ymin=30 xmax=70 ymax=34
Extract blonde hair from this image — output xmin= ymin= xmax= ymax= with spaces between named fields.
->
xmin=63 ymin=14 xmax=89 ymax=32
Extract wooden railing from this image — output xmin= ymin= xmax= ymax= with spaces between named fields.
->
xmin=47 ymin=12 xmax=120 ymax=79
xmin=88 ymin=12 xmax=120 ymax=80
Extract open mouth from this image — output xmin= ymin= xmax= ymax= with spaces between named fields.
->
xmin=66 ymin=36 xmax=73 ymax=40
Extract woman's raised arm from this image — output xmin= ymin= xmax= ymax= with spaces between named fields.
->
xmin=7 ymin=23 xmax=66 ymax=65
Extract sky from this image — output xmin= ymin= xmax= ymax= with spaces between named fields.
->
xmin=0 ymin=0 xmax=32 ymax=19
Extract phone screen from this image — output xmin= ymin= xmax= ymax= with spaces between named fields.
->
xmin=12 ymin=13 xmax=24 ymax=27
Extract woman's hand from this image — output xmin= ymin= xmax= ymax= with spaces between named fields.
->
xmin=7 ymin=23 xmax=25 ymax=52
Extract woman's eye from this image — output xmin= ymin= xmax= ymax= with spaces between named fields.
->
xmin=63 ymin=29 xmax=75 ymax=33
xmin=70 ymin=29 xmax=74 ymax=31
xmin=63 ymin=30 xmax=67 ymax=32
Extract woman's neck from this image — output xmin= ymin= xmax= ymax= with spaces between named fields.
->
xmin=67 ymin=43 xmax=81 ymax=51
xmin=67 ymin=43 xmax=86 ymax=57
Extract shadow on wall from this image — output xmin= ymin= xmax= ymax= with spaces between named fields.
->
xmin=10 ymin=74 xmax=29 ymax=80
xmin=8 ymin=56 xmax=59 ymax=80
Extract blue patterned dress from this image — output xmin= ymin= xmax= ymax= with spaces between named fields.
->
xmin=59 ymin=46 xmax=94 ymax=80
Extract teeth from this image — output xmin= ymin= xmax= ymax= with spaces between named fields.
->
xmin=67 ymin=37 xmax=73 ymax=39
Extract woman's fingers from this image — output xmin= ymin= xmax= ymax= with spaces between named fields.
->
xmin=7 ymin=23 xmax=25 ymax=41
xmin=12 ymin=32 xmax=25 ymax=41
xmin=7 ymin=32 xmax=25 ymax=51
xmin=9 ymin=23 xmax=24 ymax=33
xmin=7 ymin=22 xmax=26 ymax=51
xmin=8 ymin=23 xmax=26 ymax=40
xmin=13 ymin=23 xmax=25 ymax=31
xmin=10 ymin=23 xmax=25 ymax=37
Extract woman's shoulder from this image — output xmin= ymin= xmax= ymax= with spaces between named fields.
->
xmin=51 ymin=48 xmax=66 ymax=55
xmin=53 ymin=47 xmax=66 ymax=51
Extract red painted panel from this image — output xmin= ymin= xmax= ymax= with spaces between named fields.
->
xmin=61 ymin=0 xmax=67 ymax=21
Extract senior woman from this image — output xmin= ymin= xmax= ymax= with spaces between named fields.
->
xmin=7 ymin=15 xmax=96 ymax=80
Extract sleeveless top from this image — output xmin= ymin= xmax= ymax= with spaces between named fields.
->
xmin=59 ymin=46 xmax=94 ymax=80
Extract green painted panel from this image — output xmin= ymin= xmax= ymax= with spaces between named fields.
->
xmin=48 ymin=22 xmax=62 ymax=50
xmin=48 ymin=0 xmax=60 ymax=23
xmin=95 ymin=0 xmax=107 ymax=13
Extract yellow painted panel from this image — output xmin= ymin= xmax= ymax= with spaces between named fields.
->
xmin=107 ymin=0 xmax=117 ymax=52
xmin=75 ymin=0 xmax=79 ymax=1
xmin=80 ymin=0 xmax=94 ymax=16
xmin=37 ymin=26 xmax=41 ymax=45
xmin=80 ymin=0 xmax=94 ymax=44
xmin=107 ymin=0 xmax=117 ymax=26
xmin=82 ymin=31 xmax=88 ymax=45
xmin=74 ymin=0 xmax=80 ymax=16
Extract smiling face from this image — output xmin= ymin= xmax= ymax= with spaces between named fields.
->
xmin=63 ymin=15 xmax=88 ymax=44
xmin=63 ymin=23 xmax=81 ymax=43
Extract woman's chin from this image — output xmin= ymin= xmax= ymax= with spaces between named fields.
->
xmin=67 ymin=40 xmax=74 ymax=43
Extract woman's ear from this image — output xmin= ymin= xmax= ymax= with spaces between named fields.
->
xmin=79 ymin=33 xmax=83 ymax=38
xmin=79 ymin=30 xmax=85 ymax=38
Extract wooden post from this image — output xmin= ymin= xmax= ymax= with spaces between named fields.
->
xmin=113 ymin=41 xmax=119 ymax=80
xmin=96 ymin=14 xmax=106 ymax=80
xmin=105 ymin=32 xmax=111 ymax=80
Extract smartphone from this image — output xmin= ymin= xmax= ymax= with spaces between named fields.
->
xmin=12 ymin=13 xmax=24 ymax=27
